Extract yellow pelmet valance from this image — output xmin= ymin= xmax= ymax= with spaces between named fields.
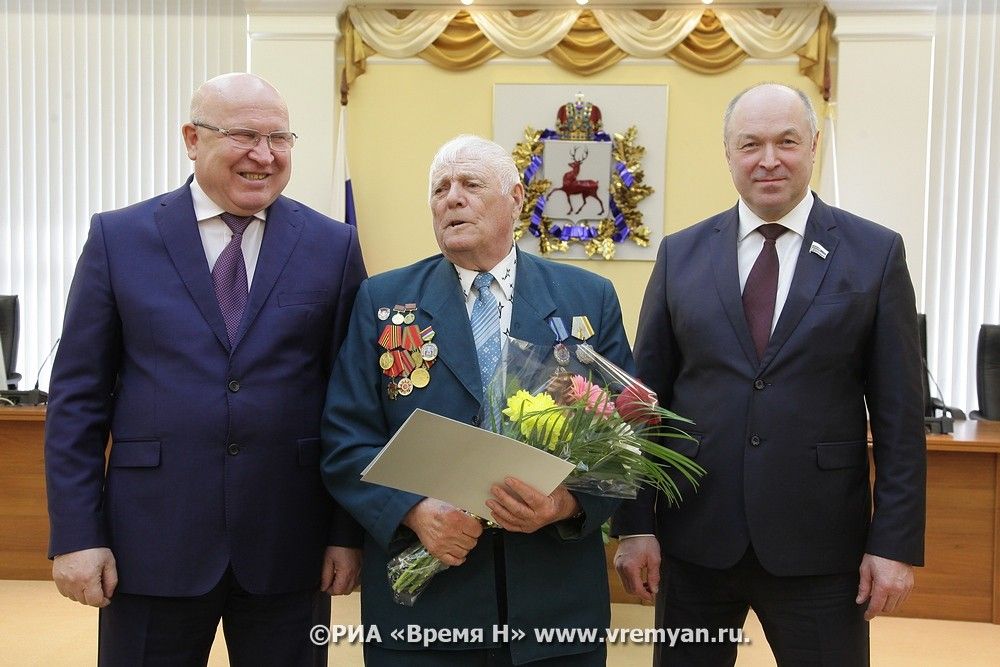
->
xmin=341 ymin=6 xmax=834 ymax=102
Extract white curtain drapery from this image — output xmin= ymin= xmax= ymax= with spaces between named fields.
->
xmin=347 ymin=7 xmax=458 ymax=59
xmin=923 ymin=0 xmax=1000 ymax=413
xmin=472 ymin=10 xmax=582 ymax=57
xmin=347 ymin=6 xmax=823 ymax=62
xmin=590 ymin=8 xmax=703 ymax=58
xmin=0 ymin=0 xmax=246 ymax=390
xmin=714 ymin=6 xmax=824 ymax=58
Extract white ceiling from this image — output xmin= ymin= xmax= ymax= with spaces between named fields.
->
xmin=244 ymin=1 xmax=937 ymax=15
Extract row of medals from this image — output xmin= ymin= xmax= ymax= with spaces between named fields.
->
xmin=378 ymin=303 xmax=438 ymax=400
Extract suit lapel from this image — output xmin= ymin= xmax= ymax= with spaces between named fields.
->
xmin=711 ymin=206 xmax=760 ymax=368
xmin=235 ymin=196 xmax=303 ymax=347
xmin=420 ymin=258 xmax=482 ymax=402
xmin=510 ymin=251 xmax=558 ymax=345
xmin=155 ymin=181 xmax=231 ymax=351
xmin=762 ymin=195 xmax=839 ymax=366
xmin=420 ymin=252 xmax=561 ymax=402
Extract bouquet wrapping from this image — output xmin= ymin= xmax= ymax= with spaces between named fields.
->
xmin=483 ymin=338 xmax=703 ymax=501
xmin=388 ymin=338 xmax=703 ymax=605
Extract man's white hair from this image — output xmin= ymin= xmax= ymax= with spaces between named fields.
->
xmin=428 ymin=135 xmax=520 ymax=202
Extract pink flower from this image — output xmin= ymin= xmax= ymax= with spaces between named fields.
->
xmin=615 ymin=384 xmax=661 ymax=425
xmin=568 ymin=375 xmax=615 ymax=418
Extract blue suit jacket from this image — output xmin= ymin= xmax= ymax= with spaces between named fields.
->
xmin=45 ymin=179 xmax=367 ymax=596
xmin=613 ymin=194 xmax=926 ymax=575
xmin=320 ymin=250 xmax=633 ymax=664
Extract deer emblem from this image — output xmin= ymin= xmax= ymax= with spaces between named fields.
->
xmin=548 ymin=146 xmax=605 ymax=216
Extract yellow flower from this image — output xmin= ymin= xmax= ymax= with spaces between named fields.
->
xmin=503 ymin=390 xmax=536 ymax=423
xmin=503 ymin=390 xmax=569 ymax=450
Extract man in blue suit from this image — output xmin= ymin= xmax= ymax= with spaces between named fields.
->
xmin=44 ymin=72 xmax=366 ymax=666
xmin=320 ymin=135 xmax=632 ymax=665
xmin=612 ymin=83 xmax=926 ymax=666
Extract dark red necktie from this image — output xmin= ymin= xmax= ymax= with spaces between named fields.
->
xmin=214 ymin=212 xmax=253 ymax=345
xmin=743 ymin=223 xmax=787 ymax=360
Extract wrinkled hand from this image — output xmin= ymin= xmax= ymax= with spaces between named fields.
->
xmin=320 ymin=546 xmax=361 ymax=596
xmin=857 ymin=553 xmax=914 ymax=620
xmin=52 ymin=547 xmax=118 ymax=608
xmin=614 ymin=536 xmax=661 ymax=604
xmin=485 ymin=478 xmax=579 ymax=534
xmin=402 ymin=499 xmax=482 ymax=566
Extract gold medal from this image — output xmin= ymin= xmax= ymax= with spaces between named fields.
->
xmin=571 ymin=315 xmax=595 ymax=341
xmin=379 ymin=351 xmax=394 ymax=370
xmin=378 ymin=303 xmax=432 ymax=395
xmin=410 ymin=367 xmax=430 ymax=388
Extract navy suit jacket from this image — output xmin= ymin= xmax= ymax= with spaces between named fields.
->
xmin=45 ymin=179 xmax=366 ymax=596
xmin=613 ymin=194 xmax=926 ymax=576
xmin=320 ymin=250 xmax=633 ymax=664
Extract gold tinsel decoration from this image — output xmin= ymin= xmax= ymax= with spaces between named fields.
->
xmin=512 ymin=125 xmax=652 ymax=260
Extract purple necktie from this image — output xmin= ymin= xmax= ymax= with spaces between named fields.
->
xmin=742 ymin=223 xmax=787 ymax=360
xmin=214 ymin=212 xmax=254 ymax=345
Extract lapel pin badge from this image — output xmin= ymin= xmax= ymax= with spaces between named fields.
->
xmin=809 ymin=241 xmax=829 ymax=259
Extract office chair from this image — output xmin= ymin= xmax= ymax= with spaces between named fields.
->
xmin=971 ymin=324 xmax=1000 ymax=421
xmin=0 ymin=295 xmax=21 ymax=390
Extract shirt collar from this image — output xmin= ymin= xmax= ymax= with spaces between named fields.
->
xmin=737 ymin=190 xmax=813 ymax=242
xmin=189 ymin=177 xmax=267 ymax=223
xmin=454 ymin=245 xmax=517 ymax=300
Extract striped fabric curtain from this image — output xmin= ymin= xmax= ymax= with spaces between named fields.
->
xmin=924 ymin=0 xmax=1000 ymax=414
xmin=0 ymin=0 xmax=246 ymax=389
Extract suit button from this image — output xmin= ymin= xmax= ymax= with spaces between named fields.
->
xmin=750 ymin=435 xmax=761 ymax=447
xmin=753 ymin=379 xmax=766 ymax=390
xmin=472 ymin=415 xmax=481 ymax=426
xmin=227 ymin=443 xmax=240 ymax=456
xmin=228 ymin=380 xmax=241 ymax=392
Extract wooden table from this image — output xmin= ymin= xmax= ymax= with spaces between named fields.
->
xmin=607 ymin=419 xmax=1000 ymax=624
xmin=0 ymin=406 xmax=50 ymax=580
xmin=912 ymin=419 xmax=1000 ymax=623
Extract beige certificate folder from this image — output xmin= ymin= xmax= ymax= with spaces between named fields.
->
xmin=360 ymin=409 xmax=575 ymax=519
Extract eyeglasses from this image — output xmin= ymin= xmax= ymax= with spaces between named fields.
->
xmin=192 ymin=121 xmax=297 ymax=152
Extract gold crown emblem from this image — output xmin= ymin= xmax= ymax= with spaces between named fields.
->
xmin=556 ymin=94 xmax=603 ymax=141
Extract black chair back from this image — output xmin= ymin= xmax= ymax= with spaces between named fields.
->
xmin=975 ymin=324 xmax=1000 ymax=421
xmin=0 ymin=295 xmax=19 ymax=389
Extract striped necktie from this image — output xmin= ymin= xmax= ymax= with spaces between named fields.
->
xmin=471 ymin=272 xmax=501 ymax=395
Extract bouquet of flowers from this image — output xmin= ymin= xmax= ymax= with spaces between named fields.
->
xmin=483 ymin=338 xmax=703 ymax=499
xmin=388 ymin=338 xmax=704 ymax=605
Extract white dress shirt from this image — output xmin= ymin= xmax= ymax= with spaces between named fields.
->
xmin=454 ymin=245 xmax=518 ymax=346
xmin=190 ymin=178 xmax=267 ymax=288
xmin=737 ymin=191 xmax=813 ymax=334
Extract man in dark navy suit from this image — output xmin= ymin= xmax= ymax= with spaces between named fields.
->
xmin=45 ymin=72 xmax=366 ymax=666
xmin=613 ymin=83 xmax=926 ymax=666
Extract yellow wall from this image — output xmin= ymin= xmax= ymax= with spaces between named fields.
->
xmin=345 ymin=60 xmax=822 ymax=341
